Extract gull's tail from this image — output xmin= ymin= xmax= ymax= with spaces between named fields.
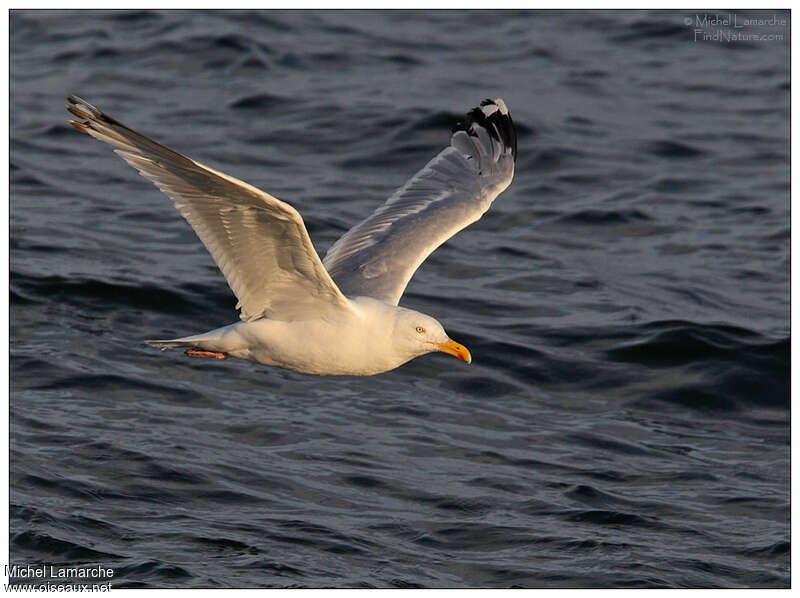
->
xmin=146 ymin=338 xmax=197 ymax=350
xmin=145 ymin=325 xmax=235 ymax=351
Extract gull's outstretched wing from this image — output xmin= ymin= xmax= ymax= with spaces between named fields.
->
xmin=67 ymin=96 xmax=351 ymax=321
xmin=322 ymin=98 xmax=516 ymax=306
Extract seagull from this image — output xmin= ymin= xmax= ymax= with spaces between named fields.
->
xmin=67 ymin=96 xmax=516 ymax=376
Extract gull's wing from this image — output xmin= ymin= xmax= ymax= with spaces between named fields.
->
xmin=322 ymin=98 xmax=516 ymax=306
xmin=67 ymin=96 xmax=351 ymax=321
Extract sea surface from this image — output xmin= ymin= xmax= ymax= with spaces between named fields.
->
xmin=9 ymin=9 xmax=790 ymax=588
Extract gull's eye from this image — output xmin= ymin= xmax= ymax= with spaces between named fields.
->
xmin=415 ymin=326 xmax=425 ymax=334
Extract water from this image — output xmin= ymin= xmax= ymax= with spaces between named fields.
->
xmin=10 ymin=9 xmax=789 ymax=588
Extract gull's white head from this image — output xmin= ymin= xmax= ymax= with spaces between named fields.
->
xmin=392 ymin=308 xmax=472 ymax=364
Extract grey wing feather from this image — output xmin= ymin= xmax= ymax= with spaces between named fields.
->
xmin=323 ymin=98 xmax=517 ymax=305
xmin=67 ymin=96 xmax=351 ymax=321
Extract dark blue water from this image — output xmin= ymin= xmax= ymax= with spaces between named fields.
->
xmin=10 ymin=9 xmax=789 ymax=588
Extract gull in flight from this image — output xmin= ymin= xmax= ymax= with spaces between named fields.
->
xmin=67 ymin=96 xmax=516 ymax=375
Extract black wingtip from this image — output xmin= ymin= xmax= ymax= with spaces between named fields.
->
xmin=453 ymin=98 xmax=517 ymax=162
xmin=67 ymin=95 xmax=92 ymax=111
xmin=65 ymin=95 xmax=128 ymax=130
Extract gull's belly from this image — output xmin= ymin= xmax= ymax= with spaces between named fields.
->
xmin=231 ymin=317 xmax=405 ymax=376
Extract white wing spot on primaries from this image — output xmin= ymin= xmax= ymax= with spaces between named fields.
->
xmin=493 ymin=98 xmax=509 ymax=115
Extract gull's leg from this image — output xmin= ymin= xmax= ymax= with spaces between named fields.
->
xmin=185 ymin=347 xmax=229 ymax=360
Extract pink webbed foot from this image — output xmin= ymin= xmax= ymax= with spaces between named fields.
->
xmin=185 ymin=348 xmax=229 ymax=360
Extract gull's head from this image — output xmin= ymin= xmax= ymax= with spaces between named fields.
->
xmin=393 ymin=309 xmax=472 ymax=364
